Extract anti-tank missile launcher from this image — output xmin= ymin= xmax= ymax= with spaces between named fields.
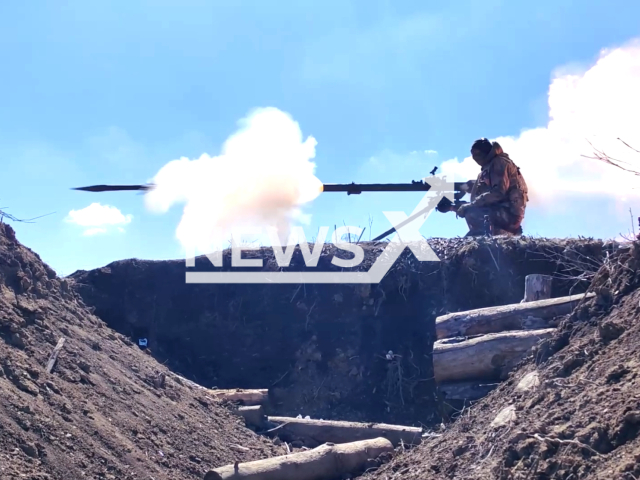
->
xmin=72 ymin=179 xmax=471 ymax=241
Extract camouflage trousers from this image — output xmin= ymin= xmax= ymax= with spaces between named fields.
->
xmin=462 ymin=205 xmax=523 ymax=236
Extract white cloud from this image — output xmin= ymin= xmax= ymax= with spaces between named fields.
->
xmin=65 ymin=203 xmax=133 ymax=236
xmin=439 ymin=38 xmax=640 ymax=215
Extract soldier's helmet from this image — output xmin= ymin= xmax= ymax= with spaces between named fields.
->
xmin=471 ymin=138 xmax=492 ymax=155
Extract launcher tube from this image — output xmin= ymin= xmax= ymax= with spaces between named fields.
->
xmin=321 ymin=181 xmax=433 ymax=195
xmin=321 ymin=181 xmax=467 ymax=195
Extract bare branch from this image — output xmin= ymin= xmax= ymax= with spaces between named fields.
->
xmin=0 ymin=208 xmax=56 ymax=224
xmin=581 ymin=138 xmax=640 ymax=175
xmin=618 ymin=137 xmax=640 ymax=154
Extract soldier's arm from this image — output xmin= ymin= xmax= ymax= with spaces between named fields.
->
xmin=470 ymin=158 xmax=509 ymax=207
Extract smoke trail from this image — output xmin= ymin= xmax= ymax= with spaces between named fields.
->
xmin=440 ymin=38 xmax=640 ymax=212
xmin=144 ymin=107 xmax=323 ymax=255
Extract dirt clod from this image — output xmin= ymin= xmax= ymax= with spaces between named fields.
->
xmin=19 ymin=442 xmax=38 ymax=458
xmin=598 ymin=319 xmax=626 ymax=343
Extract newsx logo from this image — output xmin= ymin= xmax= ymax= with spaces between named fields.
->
xmin=185 ymin=177 xmax=457 ymax=284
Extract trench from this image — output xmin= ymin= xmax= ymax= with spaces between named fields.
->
xmin=69 ymin=238 xmax=604 ymax=427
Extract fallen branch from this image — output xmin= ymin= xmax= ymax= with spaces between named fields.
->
xmin=438 ymin=381 xmax=500 ymax=401
xmin=46 ymin=337 xmax=66 ymax=374
xmin=486 ymin=246 xmax=499 ymax=271
xmin=229 ymin=444 xmax=251 ymax=453
xmin=261 ymin=421 xmax=291 ymax=434
xmin=531 ymin=433 xmax=603 ymax=457
xmin=203 ymin=437 xmax=394 ymax=480
xmin=270 ymin=370 xmax=289 ymax=387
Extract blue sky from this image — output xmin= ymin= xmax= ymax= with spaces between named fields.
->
xmin=1 ymin=0 xmax=640 ymax=275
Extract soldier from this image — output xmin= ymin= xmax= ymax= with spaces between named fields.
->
xmin=451 ymin=138 xmax=529 ymax=236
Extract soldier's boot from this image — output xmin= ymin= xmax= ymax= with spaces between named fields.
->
xmin=498 ymin=225 xmax=523 ymax=236
xmin=464 ymin=208 xmax=491 ymax=237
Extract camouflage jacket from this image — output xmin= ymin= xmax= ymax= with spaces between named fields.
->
xmin=469 ymin=142 xmax=528 ymax=217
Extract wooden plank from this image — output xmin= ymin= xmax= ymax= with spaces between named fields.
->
xmin=232 ymin=405 xmax=267 ymax=428
xmin=522 ymin=274 xmax=552 ymax=302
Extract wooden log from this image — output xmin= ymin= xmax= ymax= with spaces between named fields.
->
xmin=46 ymin=337 xmax=66 ymax=374
xmin=232 ymin=405 xmax=266 ymax=428
xmin=522 ymin=274 xmax=552 ymax=302
xmin=438 ymin=381 xmax=500 ymax=401
xmin=209 ymin=389 xmax=268 ymax=405
xmin=264 ymin=416 xmax=422 ymax=447
xmin=435 ymin=292 xmax=594 ymax=339
xmin=432 ymin=328 xmax=555 ymax=383
xmin=203 ymin=437 xmax=394 ymax=480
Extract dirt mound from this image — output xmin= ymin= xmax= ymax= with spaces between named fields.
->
xmin=365 ymin=242 xmax=640 ymax=479
xmin=68 ymin=236 xmax=609 ymax=428
xmin=0 ymin=223 xmax=282 ymax=480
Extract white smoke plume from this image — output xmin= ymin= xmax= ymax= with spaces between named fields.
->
xmin=144 ymin=107 xmax=323 ymax=255
xmin=440 ymin=38 xmax=640 ymax=215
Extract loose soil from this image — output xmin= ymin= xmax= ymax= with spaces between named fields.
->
xmin=366 ymin=241 xmax=640 ymax=479
xmin=0 ymin=224 xmax=282 ymax=480
xmin=3 ymin=218 xmax=632 ymax=480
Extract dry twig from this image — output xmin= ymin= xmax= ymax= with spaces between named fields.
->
xmin=581 ymin=138 xmax=640 ymax=176
xmin=530 ymin=433 xmax=603 ymax=457
xmin=46 ymin=337 xmax=66 ymax=374
xmin=0 ymin=208 xmax=55 ymax=224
